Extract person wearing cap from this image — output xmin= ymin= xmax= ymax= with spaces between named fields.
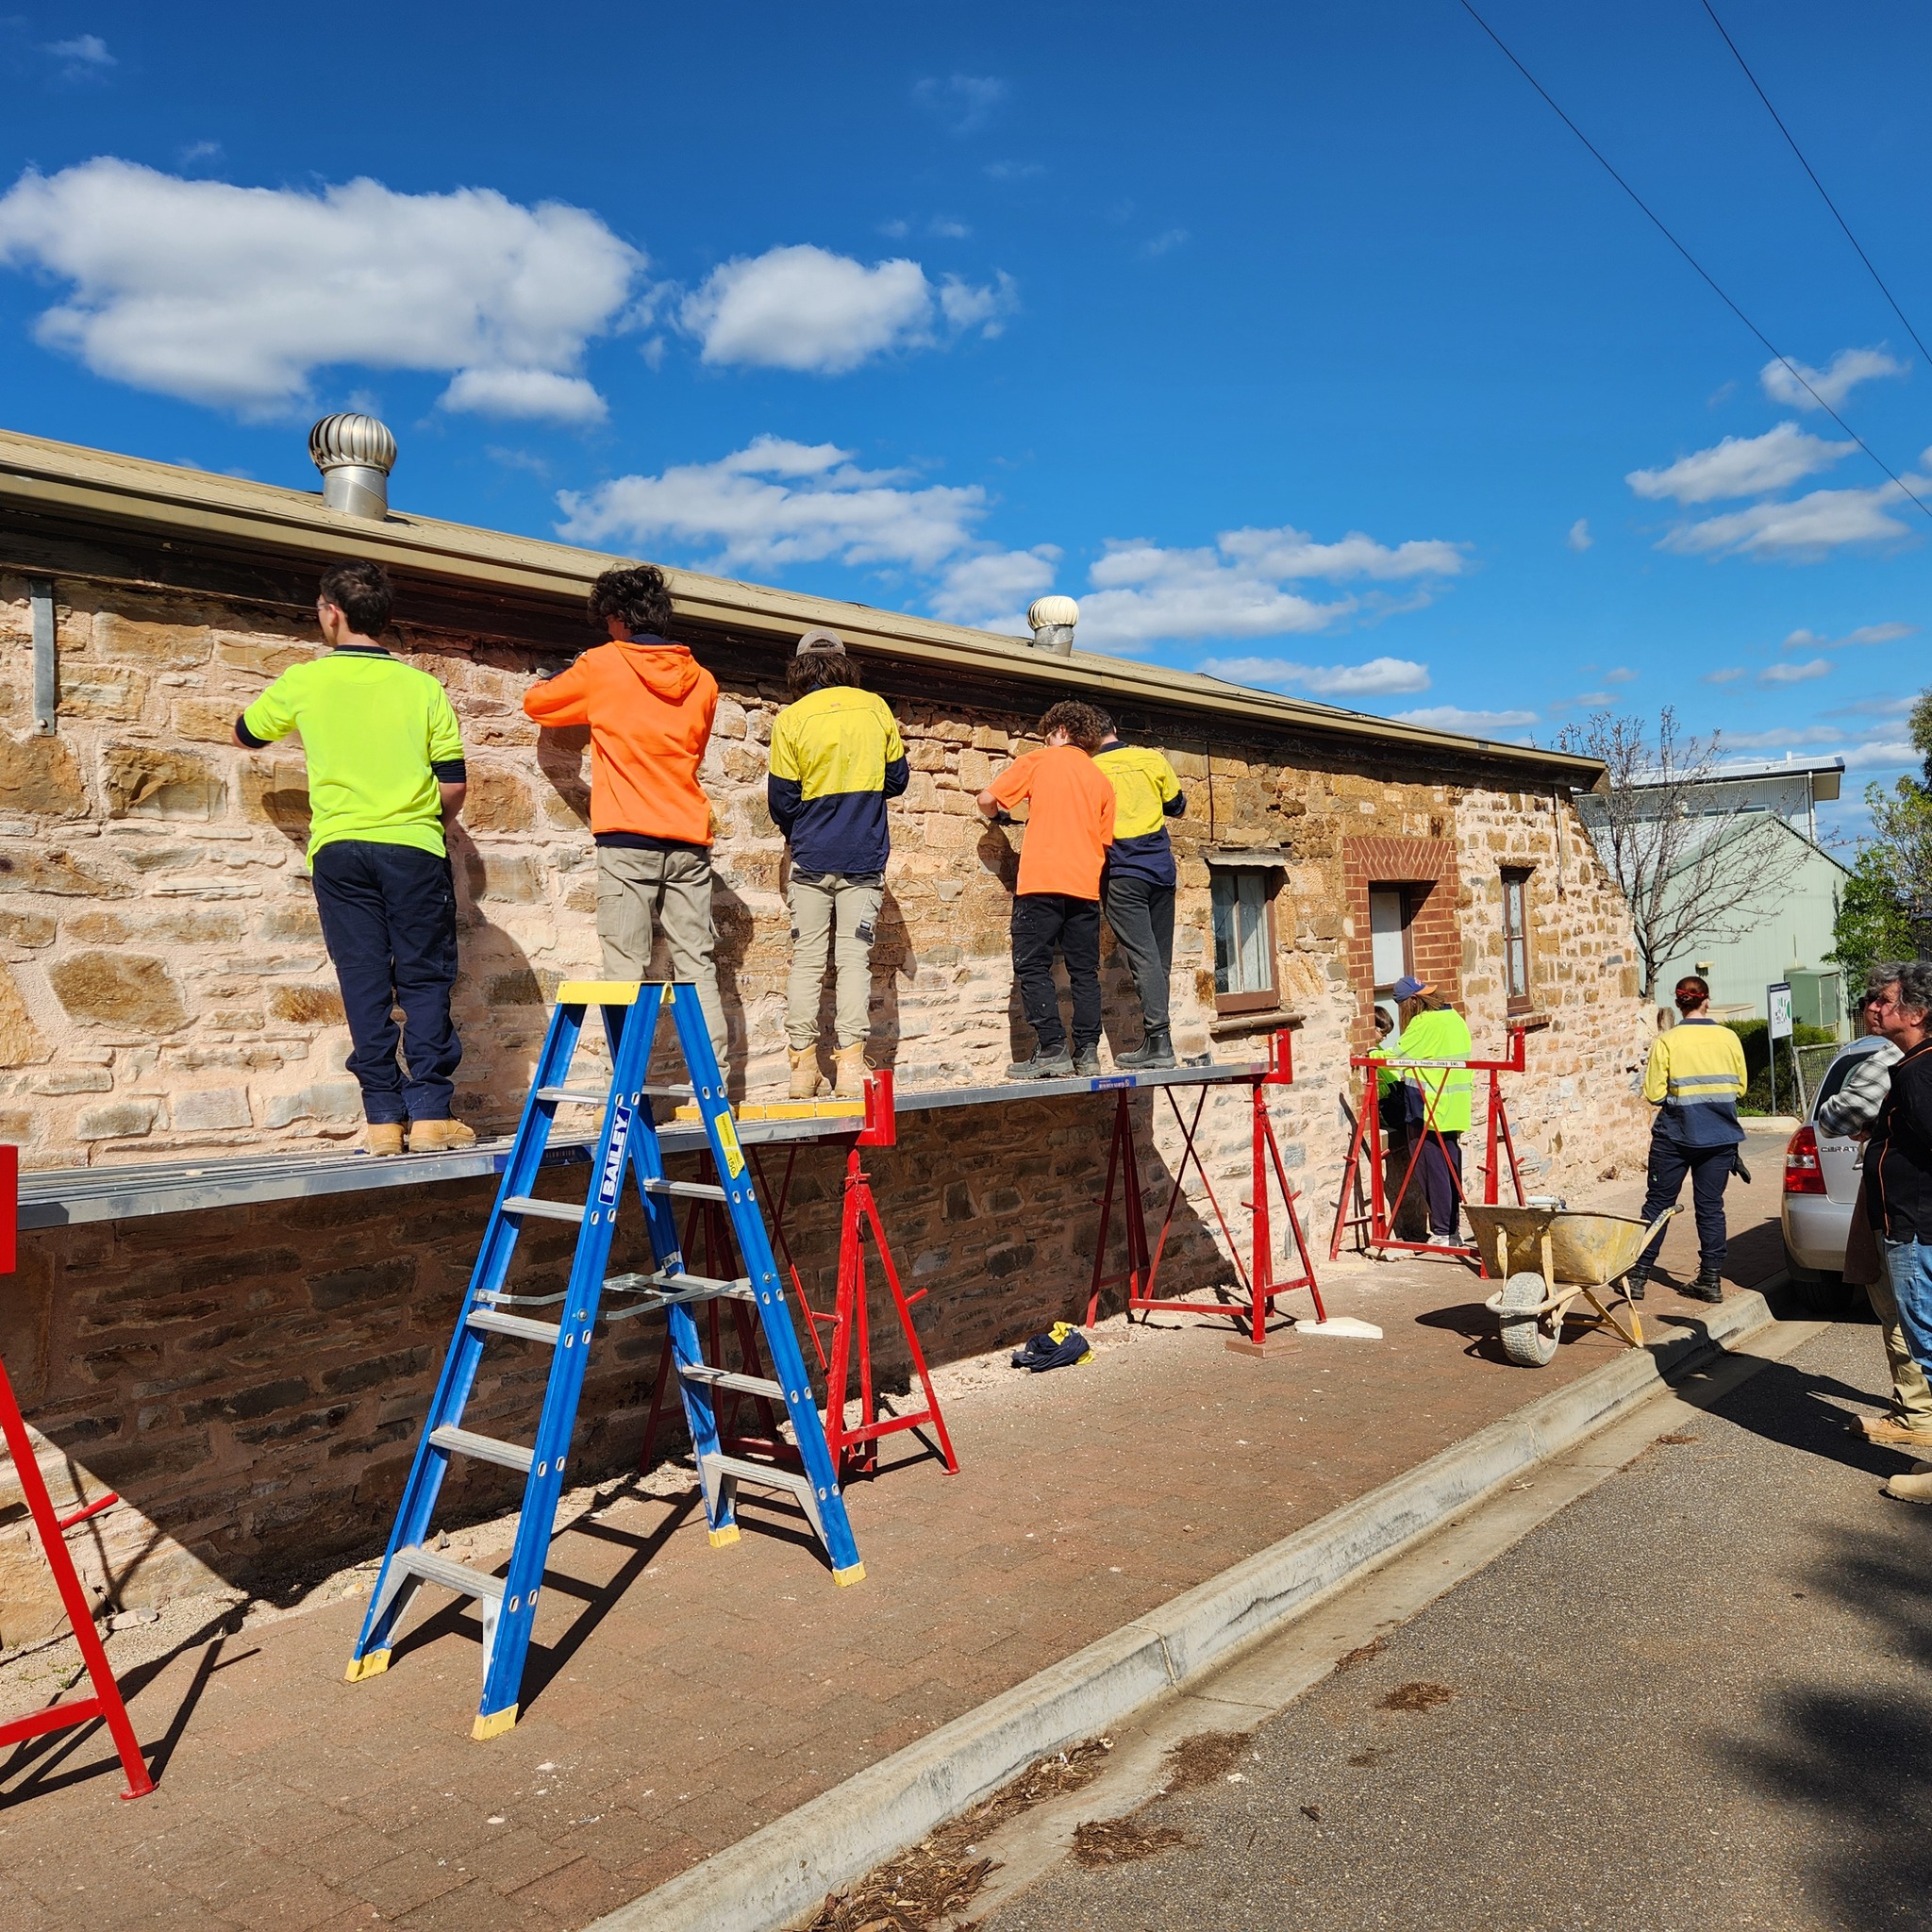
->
xmin=523 ymin=564 xmax=726 ymax=1058
xmin=766 ymin=629 xmax=908 ymax=1097
xmin=1628 ymin=973 xmax=1748 ymax=1304
xmin=1384 ymin=975 xmax=1473 ymax=1244
xmin=976 ymin=700 xmax=1117 ymax=1079
xmin=1091 ymin=714 xmax=1185 ymax=1069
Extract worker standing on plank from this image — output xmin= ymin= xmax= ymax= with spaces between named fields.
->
xmin=1386 ymin=974 xmax=1472 ymax=1244
xmin=1628 ymin=974 xmax=1747 ymax=1304
xmin=522 ymin=564 xmax=726 ymax=1058
xmin=1091 ymin=713 xmax=1184 ymax=1070
xmin=766 ymin=628 xmax=908 ymax=1098
xmin=976 ymin=700 xmax=1117 ymax=1080
xmin=234 ymin=559 xmax=472 ymax=1158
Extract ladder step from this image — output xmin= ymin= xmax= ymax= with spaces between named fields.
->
xmin=393 ymin=1544 xmax=508 ymax=1603
xmin=643 ymin=1178 xmax=728 ymax=1202
xmin=535 ymin=1086 xmax=610 ymax=1106
xmin=503 ymin=1195 xmax=586 ymax=1224
xmin=468 ymin=1308 xmax=562 ymax=1345
xmin=679 ymin=1363 xmax=786 ymax=1401
xmin=702 ymin=1452 xmax=815 ymax=1502
xmin=428 ymin=1424 xmax=536 ymax=1474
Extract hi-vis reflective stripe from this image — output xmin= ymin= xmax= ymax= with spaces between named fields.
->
xmin=1668 ymin=1074 xmax=1741 ymax=1094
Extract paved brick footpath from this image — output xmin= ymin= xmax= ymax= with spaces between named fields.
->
xmin=0 ymin=1139 xmax=1790 ymax=1931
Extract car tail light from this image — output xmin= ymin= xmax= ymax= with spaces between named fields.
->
xmin=1785 ymin=1124 xmax=1826 ymax=1195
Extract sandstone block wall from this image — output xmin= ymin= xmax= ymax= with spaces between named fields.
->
xmin=0 ymin=562 xmax=1655 ymax=1628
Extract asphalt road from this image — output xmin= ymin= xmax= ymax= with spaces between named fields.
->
xmin=985 ymin=1316 xmax=1932 ymax=1931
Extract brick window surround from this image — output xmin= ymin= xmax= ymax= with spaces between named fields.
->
xmin=1342 ymin=835 xmax=1461 ymax=1044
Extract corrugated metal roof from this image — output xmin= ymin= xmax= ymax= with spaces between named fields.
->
xmin=0 ymin=425 xmax=1606 ymax=790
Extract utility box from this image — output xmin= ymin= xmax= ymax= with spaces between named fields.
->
xmin=1788 ymin=966 xmax=1845 ymax=1037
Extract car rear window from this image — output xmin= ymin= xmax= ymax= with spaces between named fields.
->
xmin=1812 ymin=1048 xmax=1876 ymax=1119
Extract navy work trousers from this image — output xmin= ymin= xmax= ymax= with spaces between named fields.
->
xmin=1012 ymin=892 xmax=1102 ymax=1058
xmin=1419 ymin=1129 xmax=1464 ymax=1240
xmin=310 ymin=839 xmax=461 ymax=1124
xmin=1638 ymin=1129 xmax=1734 ymax=1274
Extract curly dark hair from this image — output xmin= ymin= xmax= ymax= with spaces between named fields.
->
xmin=318 ymin=558 xmax=393 ymax=638
xmin=786 ymin=652 xmax=866 ymax=699
xmin=1674 ymin=974 xmax=1710 ymax=1014
xmin=1038 ymin=699 xmax=1108 ymax=754
xmin=589 ymin=564 xmax=675 ymax=637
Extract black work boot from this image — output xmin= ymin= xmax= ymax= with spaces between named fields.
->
xmin=1072 ymin=1043 xmax=1103 ymax=1077
xmin=1684 ymin=1266 xmax=1724 ymax=1304
xmin=1007 ymin=1049 xmax=1074 ymax=1081
xmin=1117 ymin=1026 xmax=1177 ymax=1071
xmin=1625 ymin=1263 xmax=1648 ymax=1304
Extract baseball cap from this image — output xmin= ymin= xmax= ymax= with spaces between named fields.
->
xmin=1390 ymin=974 xmax=1427 ymax=1003
xmin=795 ymin=627 xmax=845 ymax=657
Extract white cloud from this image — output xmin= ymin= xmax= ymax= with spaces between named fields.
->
xmin=1783 ymin=620 xmax=1914 ymax=650
xmin=1760 ymin=658 xmax=1832 ymax=684
xmin=1567 ymin=518 xmax=1592 ymax=551
xmin=1141 ymin=229 xmax=1189 ymax=259
xmin=1626 ymin=422 xmax=1853 ymax=505
xmin=1392 ymin=706 xmax=1539 ymax=732
xmin=557 ymin=436 xmax=986 ymax=574
xmin=929 ymin=547 xmax=1060 ymax=626
xmin=679 ymin=245 xmax=1014 ymax=374
xmin=1201 ymin=656 xmax=1432 ymax=698
xmin=1721 ymin=726 xmax=1840 ymax=749
xmin=1660 ymin=481 xmax=1915 ymax=560
xmin=914 ymin=75 xmax=1008 ymax=135
xmin=440 ymin=366 xmax=606 ymax=425
xmin=46 ymin=33 xmax=113 ymax=68
xmin=1704 ymin=666 xmax=1748 ymax=684
xmin=0 ymin=158 xmax=641 ymax=418
xmin=985 ymin=160 xmax=1045 ymax=184
xmin=1842 ymin=737 xmax=1916 ymax=769
xmin=1761 ymin=345 xmax=1907 ymax=412
xmin=1605 ymin=666 xmax=1638 ymax=683
xmin=1825 ymin=695 xmax=1914 ymax=719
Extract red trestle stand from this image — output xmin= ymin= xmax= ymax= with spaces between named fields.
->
xmin=1084 ymin=1033 xmax=1325 ymax=1352
xmin=0 ymin=1143 xmax=155 ymax=1800
xmin=1327 ymin=1024 xmax=1529 ymax=1267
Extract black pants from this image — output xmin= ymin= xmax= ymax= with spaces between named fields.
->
xmin=1103 ymin=874 xmax=1174 ymax=1032
xmin=1638 ymin=1130 xmax=1734 ymax=1274
xmin=1012 ymin=892 xmax=1101 ymax=1057
xmin=310 ymin=840 xmax=461 ymax=1124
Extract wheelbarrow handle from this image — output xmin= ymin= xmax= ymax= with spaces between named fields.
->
xmin=1638 ymin=1204 xmax=1679 ymax=1255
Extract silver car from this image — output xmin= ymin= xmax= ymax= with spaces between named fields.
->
xmin=1781 ymin=1035 xmax=1889 ymax=1311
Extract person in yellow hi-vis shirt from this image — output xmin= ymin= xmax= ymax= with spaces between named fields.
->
xmin=1092 ymin=715 xmax=1185 ymax=1069
xmin=234 ymin=559 xmax=471 ymax=1158
xmin=1631 ymin=974 xmax=1748 ymax=1304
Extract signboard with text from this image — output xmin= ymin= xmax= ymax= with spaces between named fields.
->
xmin=1768 ymin=982 xmax=1794 ymax=1041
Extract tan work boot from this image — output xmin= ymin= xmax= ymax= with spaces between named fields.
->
xmin=833 ymin=1043 xmax=870 ymax=1098
xmin=1883 ymin=1462 xmax=1932 ymax=1504
xmin=1856 ymin=1414 xmax=1932 ymax=1448
xmin=789 ymin=1048 xmax=824 ymax=1099
xmin=408 ymin=1119 xmax=477 ymax=1153
xmin=363 ymin=1122 xmax=406 ymax=1158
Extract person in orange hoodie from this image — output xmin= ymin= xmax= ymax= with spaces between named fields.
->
xmin=523 ymin=565 xmax=726 ymax=1056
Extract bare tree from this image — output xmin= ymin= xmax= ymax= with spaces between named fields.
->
xmin=1558 ymin=708 xmax=1810 ymax=999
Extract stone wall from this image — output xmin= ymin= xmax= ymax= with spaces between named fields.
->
xmin=0 ymin=561 xmax=1656 ymax=1631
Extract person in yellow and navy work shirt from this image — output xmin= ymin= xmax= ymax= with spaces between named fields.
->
xmin=1631 ymin=974 xmax=1748 ymax=1303
xmin=1092 ymin=715 xmax=1185 ymax=1070
xmin=767 ymin=629 xmax=908 ymax=1098
xmin=234 ymin=560 xmax=471 ymax=1158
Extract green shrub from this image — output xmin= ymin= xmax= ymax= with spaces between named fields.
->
xmin=1724 ymin=1019 xmax=1837 ymax=1114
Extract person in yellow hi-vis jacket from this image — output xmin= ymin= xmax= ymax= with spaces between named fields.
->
xmin=1092 ymin=714 xmax=1185 ymax=1069
xmin=1387 ymin=975 xmax=1473 ymax=1241
xmin=1631 ymin=974 xmax=1749 ymax=1304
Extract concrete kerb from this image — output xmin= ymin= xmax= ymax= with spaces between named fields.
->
xmin=593 ymin=1287 xmax=1783 ymax=1932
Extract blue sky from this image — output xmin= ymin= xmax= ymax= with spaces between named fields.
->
xmin=0 ymin=2 xmax=1925 ymax=840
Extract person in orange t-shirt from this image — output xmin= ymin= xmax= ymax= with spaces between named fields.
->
xmin=976 ymin=700 xmax=1117 ymax=1079
xmin=523 ymin=565 xmax=726 ymax=1055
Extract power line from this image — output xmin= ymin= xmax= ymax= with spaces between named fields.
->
xmin=1455 ymin=0 xmax=1932 ymax=524
xmin=1699 ymin=0 xmax=1932 ymax=370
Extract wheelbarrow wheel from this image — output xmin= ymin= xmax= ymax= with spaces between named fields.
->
xmin=1497 ymin=1271 xmax=1560 ymax=1367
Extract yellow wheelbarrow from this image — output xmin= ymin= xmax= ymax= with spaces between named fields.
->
xmin=1466 ymin=1202 xmax=1676 ymax=1368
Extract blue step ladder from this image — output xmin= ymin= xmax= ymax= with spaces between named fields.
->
xmin=344 ymin=979 xmax=864 ymax=1740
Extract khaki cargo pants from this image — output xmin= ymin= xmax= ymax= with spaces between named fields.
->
xmin=595 ymin=844 xmax=726 ymax=1057
xmin=786 ymin=871 xmax=882 ymax=1052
